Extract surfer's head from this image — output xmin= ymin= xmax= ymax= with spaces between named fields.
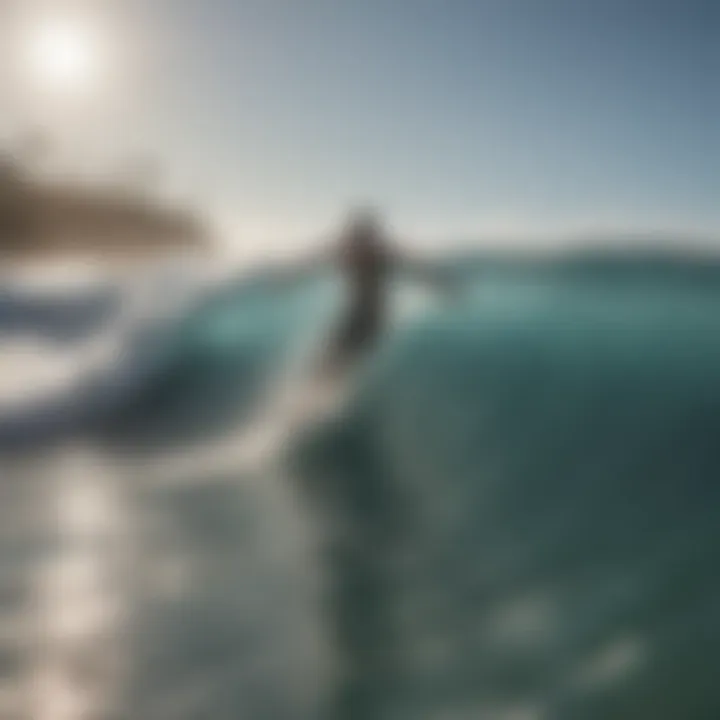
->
xmin=341 ymin=207 xmax=385 ymax=250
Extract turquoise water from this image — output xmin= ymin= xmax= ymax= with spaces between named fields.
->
xmin=2 ymin=253 xmax=720 ymax=719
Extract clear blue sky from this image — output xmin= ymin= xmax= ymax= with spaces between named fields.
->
xmin=4 ymin=0 xmax=720 ymax=248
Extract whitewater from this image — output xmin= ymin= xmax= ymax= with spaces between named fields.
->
xmin=1 ymin=249 xmax=720 ymax=720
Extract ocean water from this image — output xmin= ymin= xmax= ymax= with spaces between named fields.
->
xmin=1 ymin=252 xmax=720 ymax=719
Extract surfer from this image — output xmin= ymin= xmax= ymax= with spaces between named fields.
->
xmin=325 ymin=209 xmax=391 ymax=368
xmin=321 ymin=208 xmax=455 ymax=371
xmin=271 ymin=208 xmax=455 ymax=372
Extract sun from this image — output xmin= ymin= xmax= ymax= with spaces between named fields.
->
xmin=27 ymin=19 xmax=101 ymax=93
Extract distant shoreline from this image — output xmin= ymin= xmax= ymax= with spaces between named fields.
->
xmin=0 ymin=154 xmax=214 ymax=262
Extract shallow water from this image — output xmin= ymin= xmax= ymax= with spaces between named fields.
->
xmin=2 ymin=254 xmax=720 ymax=719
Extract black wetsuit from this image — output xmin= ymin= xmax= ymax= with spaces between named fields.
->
xmin=330 ymin=237 xmax=391 ymax=366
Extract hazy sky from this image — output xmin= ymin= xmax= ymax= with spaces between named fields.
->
xmin=1 ymin=0 xmax=718 ymax=250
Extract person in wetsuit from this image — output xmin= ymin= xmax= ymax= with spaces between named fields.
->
xmin=272 ymin=208 xmax=454 ymax=371
xmin=324 ymin=208 xmax=456 ymax=370
xmin=330 ymin=209 xmax=393 ymax=367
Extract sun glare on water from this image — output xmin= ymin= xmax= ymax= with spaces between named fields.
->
xmin=27 ymin=19 xmax=101 ymax=93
